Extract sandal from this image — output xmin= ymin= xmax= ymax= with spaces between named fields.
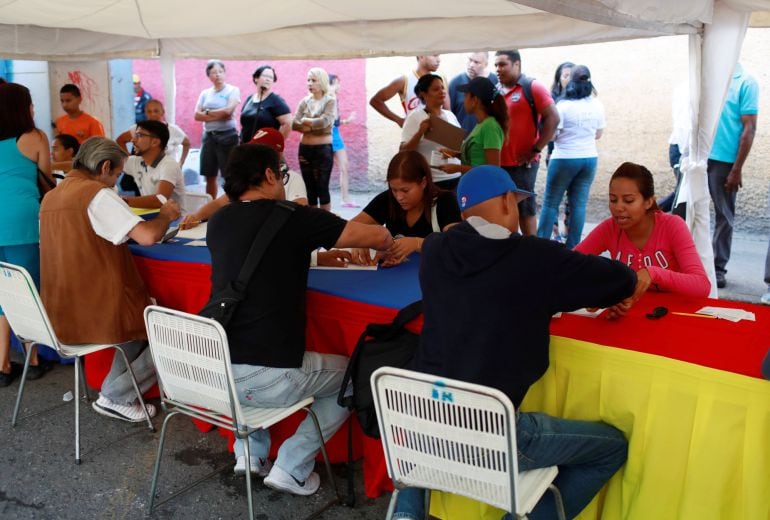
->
xmin=0 ymin=362 xmax=22 ymax=388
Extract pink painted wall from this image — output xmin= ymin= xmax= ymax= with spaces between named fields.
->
xmin=133 ymin=58 xmax=369 ymax=190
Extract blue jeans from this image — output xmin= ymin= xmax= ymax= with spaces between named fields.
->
xmin=537 ymin=157 xmax=597 ymax=249
xmin=100 ymin=340 xmax=157 ymax=405
xmin=231 ymin=351 xmax=350 ymax=481
xmin=393 ymin=412 xmax=628 ymax=520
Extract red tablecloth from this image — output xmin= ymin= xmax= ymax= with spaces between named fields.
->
xmin=84 ymin=254 xmax=770 ymax=499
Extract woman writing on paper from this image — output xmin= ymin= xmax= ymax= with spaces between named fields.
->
xmin=350 ymin=151 xmax=460 ymax=266
xmin=575 ymin=162 xmax=710 ymax=299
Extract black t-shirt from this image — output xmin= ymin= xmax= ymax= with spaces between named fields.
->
xmin=207 ymin=199 xmax=346 ymax=367
xmin=239 ymin=92 xmax=291 ymax=143
xmin=362 ymin=190 xmax=461 ymax=237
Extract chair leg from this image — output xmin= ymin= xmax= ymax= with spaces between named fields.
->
xmin=304 ymin=406 xmax=341 ymax=501
xmin=78 ymin=358 xmax=91 ymax=402
xmin=548 ymin=484 xmax=567 ymax=520
xmin=11 ymin=341 xmax=35 ymax=427
xmin=113 ymin=345 xmax=154 ymax=432
xmin=424 ymin=489 xmax=432 ymax=520
xmin=242 ymin=432 xmax=255 ymax=520
xmin=148 ymin=410 xmax=180 ymax=512
xmin=74 ymin=356 xmax=81 ymax=465
xmin=385 ymin=488 xmax=399 ymax=520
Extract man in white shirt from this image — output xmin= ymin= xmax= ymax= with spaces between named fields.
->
xmin=122 ymin=120 xmax=188 ymax=213
xmin=40 ymin=137 xmax=181 ymax=422
xmin=116 ymin=99 xmax=191 ymax=165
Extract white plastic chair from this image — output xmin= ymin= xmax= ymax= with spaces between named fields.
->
xmin=371 ymin=366 xmax=566 ymax=520
xmin=144 ymin=305 xmax=340 ymax=519
xmin=183 ymin=191 xmax=213 ymax=214
xmin=0 ymin=262 xmax=154 ymax=464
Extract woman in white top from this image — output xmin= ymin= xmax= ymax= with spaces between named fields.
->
xmin=399 ymin=73 xmax=462 ymax=190
xmin=536 ymin=65 xmax=605 ymax=249
xmin=292 ymin=67 xmax=336 ymax=210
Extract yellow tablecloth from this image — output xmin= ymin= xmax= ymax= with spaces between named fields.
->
xmin=431 ymin=336 xmax=770 ymax=519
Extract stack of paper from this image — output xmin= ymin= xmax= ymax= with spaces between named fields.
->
xmin=696 ymin=306 xmax=756 ymax=322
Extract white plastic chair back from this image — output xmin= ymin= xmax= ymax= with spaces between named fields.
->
xmin=183 ymin=191 xmax=213 ymax=214
xmin=144 ymin=305 xmax=244 ymax=425
xmin=371 ymin=366 xmax=524 ymax=513
xmin=0 ymin=262 xmax=59 ymax=350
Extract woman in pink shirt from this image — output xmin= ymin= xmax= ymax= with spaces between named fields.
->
xmin=575 ymin=162 xmax=710 ymax=298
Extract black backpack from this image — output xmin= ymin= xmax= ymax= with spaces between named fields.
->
xmin=337 ymin=300 xmax=423 ymax=439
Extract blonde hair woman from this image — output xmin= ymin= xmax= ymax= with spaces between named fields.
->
xmin=292 ymin=67 xmax=336 ymax=210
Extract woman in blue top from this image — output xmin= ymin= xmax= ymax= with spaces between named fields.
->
xmin=0 ymin=83 xmax=54 ymax=386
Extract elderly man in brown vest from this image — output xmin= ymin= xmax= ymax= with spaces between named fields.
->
xmin=39 ymin=137 xmax=180 ymax=422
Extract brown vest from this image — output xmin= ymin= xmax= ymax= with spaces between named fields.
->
xmin=39 ymin=170 xmax=150 ymax=344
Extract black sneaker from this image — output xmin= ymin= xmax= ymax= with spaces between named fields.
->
xmin=716 ymin=272 xmax=726 ymax=289
xmin=26 ymin=360 xmax=54 ymax=381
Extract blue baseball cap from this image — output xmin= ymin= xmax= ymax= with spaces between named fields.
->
xmin=457 ymin=165 xmax=533 ymax=211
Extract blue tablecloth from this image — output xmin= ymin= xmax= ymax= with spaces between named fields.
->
xmin=129 ymin=240 xmax=422 ymax=310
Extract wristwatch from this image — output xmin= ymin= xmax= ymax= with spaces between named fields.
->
xmin=205 ymin=109 xmax=210 ymax=115
xmin=531 ymin=144 xmax=542 ymax=154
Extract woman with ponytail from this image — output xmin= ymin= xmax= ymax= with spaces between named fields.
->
xmin=437 ymin=76 xmax=508 ymax=175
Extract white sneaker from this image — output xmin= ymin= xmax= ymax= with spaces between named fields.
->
xmin=263 ymin=464 xmax=320 ymax=496
xmin=233 ymin=456 xmax=272 ymax=477
xmin=760 ymin=292 xmax=770 ymax=305
xmin=92 ymin=394 xmax=156 ymax=423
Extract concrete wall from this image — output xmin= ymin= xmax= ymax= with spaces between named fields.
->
xmin=133 ymin=58 xmax=370 ymax=191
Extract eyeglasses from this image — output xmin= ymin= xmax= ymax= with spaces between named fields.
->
xmin=134 ymin=132 xmax=157 ymax=140
xmin=281 ymin=170 xmax=290 ymax=185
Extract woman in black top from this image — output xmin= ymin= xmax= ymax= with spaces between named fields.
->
xmin=351 ymin=150 xmax=460 ymax=266
xmin=240 ymin=65 xmax=292 ymax=144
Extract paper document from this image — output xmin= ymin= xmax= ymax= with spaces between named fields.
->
xmin=309 ymin=248 xmax=379 ymax=270
xmin=177 ymin=223 xmax=207 ymax=240
xmin=695 ymin=306 xmax=755 ymax=322
xmin=568 ymin=308 xmax=605 ymax=318
xmin=424 ymin=114 xmax=466 ymax=150
xmin=184 ymin=240 xmax=208 ymax=247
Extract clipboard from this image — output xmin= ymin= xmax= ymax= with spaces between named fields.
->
xmin=424 ymin=114 xmax=466 ymax=150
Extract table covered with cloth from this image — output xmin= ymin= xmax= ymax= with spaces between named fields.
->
xmin=97 ymin=238 xmax=770 ymax=518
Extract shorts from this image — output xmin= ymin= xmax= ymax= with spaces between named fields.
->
xmin=200 ymin=128 xmax=239 ymax=178
xmin=332 ymin=126 xmax=345 ymax=152
xmin=503 ymin=162 xmax=539 ymax=217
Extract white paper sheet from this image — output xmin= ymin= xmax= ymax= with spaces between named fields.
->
xmin=177 ymin=223 xmax=207 ymax=240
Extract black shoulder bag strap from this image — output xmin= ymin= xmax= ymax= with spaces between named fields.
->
xmin=517 ymin=74 xmax=540 ymax=132
xmin=233 ymin=200 xmax=296 ymax=291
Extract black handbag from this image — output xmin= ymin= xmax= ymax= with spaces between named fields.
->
xmin=199 ymin=200 xmax=295 ymax=327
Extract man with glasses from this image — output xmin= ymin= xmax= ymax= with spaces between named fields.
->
xmin=121 ymin=120 xmax=187 ymax=213
xmin=207 ymin=143 xmax=394 ymax=495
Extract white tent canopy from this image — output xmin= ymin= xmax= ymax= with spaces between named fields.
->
xmin=2 ymin=0 xmax=770 ymax=297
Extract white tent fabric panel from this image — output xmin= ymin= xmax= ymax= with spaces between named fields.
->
xmin=677 ymin=2 xmax=751 ymax=297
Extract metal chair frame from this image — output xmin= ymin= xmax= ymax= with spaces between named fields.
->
xmin=0 ymin=261 xmax=154 ymax=464
xmin=144 ymin=305 xmax=340 ymax=520
xmin=371 ymin=366 xmax=566 ymax=520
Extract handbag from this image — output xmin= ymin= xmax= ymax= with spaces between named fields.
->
xmin=198 ymin=200 xmax=295 ymax=327
xmin=37 ymin=169 xmax=56 ymax=201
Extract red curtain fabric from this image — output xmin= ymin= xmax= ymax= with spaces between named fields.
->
xmin=81 ymin=255 xmax=770 ymax=498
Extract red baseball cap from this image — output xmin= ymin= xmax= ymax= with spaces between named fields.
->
xmin=249 ymin=127 xmax=284 ymax=152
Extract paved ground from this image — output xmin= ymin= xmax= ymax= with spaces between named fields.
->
xmin=0 ymin=362 xmax=390 ymax=519
xmin=2 ymin=187 xmax=767 ymax=519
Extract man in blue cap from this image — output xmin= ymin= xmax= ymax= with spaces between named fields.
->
xmin=395 ymin=165 xmax=640 ymax=519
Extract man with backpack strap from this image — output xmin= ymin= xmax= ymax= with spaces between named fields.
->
xmin=495 ymin=50 xmax=560 ymax=236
